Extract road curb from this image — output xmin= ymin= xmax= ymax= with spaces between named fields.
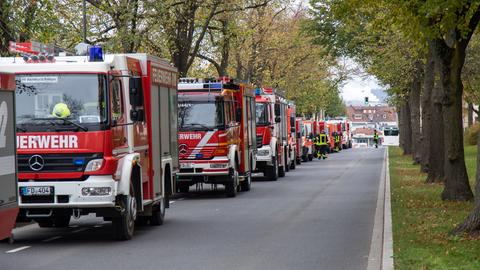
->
xmin=383 ymin=149 xmax=394 ymax=269
xmin=367 ymin=148 xmax=394 ymax=270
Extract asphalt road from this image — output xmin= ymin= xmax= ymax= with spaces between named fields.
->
xmin=0 ymin=148 xmax=385 ymax=270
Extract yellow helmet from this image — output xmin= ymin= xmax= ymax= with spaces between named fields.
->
xmin=51 ymin=103 xmax=71 ymax=118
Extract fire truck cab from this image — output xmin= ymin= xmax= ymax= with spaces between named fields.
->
xmin=302 ymin=119 xmax=315 ymax=161
xmin=255 ymin=87 xmax=289 ymax=180
xmin=176 ymin=77 xmax=256 ymax=197
xmin=295 ymin=117 xmax=304 ymax=165
xmin=0 ymin=73 xmax=17 ymax=243
xmin=1 ymin=45 xmax=178 ymax=240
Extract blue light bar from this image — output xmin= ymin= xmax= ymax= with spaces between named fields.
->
xmin=89 ymin=46 xmax=103 ymax=62
xmin=255 ymin=88 xmax=262 ymax=95
xmin=208 ymin=83 xmax=222 ymax=89
xmin=195 ymin=153 xmax=204 ymax=158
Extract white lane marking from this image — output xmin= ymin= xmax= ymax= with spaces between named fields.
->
xmin=42 ymin=236 xmax=63 ymax=242
xmin=6 ymin=246 xmax=31 ymax=253
xmin=93 ymin=225 xmax=103 ymax=228
xmin=72 ymin=228 xmax=88 ymax=233
xmin=170 ymin=200 xmax=176 ymax=204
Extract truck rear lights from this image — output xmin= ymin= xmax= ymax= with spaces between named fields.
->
xmin=210 ymin=163 xmax=228 ymax=169
xmin=85 ymin=159 xmax=104 ymax=172
xmin=81 ymin=187 xmax=111 ymax=196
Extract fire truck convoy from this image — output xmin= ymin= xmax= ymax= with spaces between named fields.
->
xmin=0 ymin=72 xmax=17 ymax=243
xmin=0 ymin=45 xmax=178 ymax=240
xmin=255 ymin=87 xmax=291 ymax=180
xmin=176 ymin=77 xmax=257 ymax=197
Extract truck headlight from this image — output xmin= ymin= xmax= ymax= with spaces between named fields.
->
xmin=81 ymin=187 xmax=111 ymax=196
xmin=85 ymin=159 xmax=104 ymax=172
xmin=257 ymin=149 xmax=270 ymax=156
xmin=210 ymin=163 xmax=228 ymax=168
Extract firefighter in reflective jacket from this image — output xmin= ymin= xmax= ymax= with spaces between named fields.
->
xmin=373 ymin=130 xmax=379 ymax=148
xmin=334 ymin=132 xmax=341 ymax=152
xmin=315 ymin=131 xmax=329 ymax=159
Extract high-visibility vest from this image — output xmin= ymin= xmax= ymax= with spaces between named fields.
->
xmin=335 ymin=135 xmax=340 ymax=143
xmin=319 ymin=134 xmax=328 ymax=145
xmin=374 ymin=133 xmax=379 ymax=140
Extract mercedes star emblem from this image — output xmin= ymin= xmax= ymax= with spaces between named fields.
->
xmin=28 ymin=155 xmax=45 ymax=171
xmin=179 ymin=144 xmax=188 ymax=155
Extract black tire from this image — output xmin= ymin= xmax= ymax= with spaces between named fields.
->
xmin=296 ymin=157 xmax=301 ymax=165
xmin=240 ymin=173 xmax=251 ymax=191
xmin=285 ymin=154 xmax=290 ymax=172
xmin=112 ymin=192 xmax=136 ymax=241
xmin=308 ymin=154 xmax=313 ymax=161
xmin=53 ymin=214 xmax=71 ymax=228
xmin=36 ymin=219 xmax=54 ymax=228
xmin=150 ymin=198 xmax=165 ymax=226
xmin=225 ymin=168 xmax=238 ymax=197
xmin=278 ymin=159 xmax=285 ymax=177
xmin=178 ymin=183 xmax=189 ymax=193
xmin=265 ymin=157 xmax=278 ymax=181
xmin=290 ymin=158 xmax=296 ymax=170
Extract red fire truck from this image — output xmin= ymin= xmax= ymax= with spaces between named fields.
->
xmin=176 ymin=77 xmax=256 ymax=197
xmin=286 ymin=102 xmax=297 ymax=170
xmin=295 ymin=117 xmax=304 ymax=165
xmin=0 ymin=73 xmax=17 ymax=243
xmin=301 ymin=119 xmax=315 ymax=161
xmin=1 ymin=44 xmax=178 ymax=240
xmin=255 ymin=87 xmax=289 ymax=180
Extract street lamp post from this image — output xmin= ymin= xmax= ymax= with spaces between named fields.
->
xmin=83 ymin=0 xmax=87 ymax=43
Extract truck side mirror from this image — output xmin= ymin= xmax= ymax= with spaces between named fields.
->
xmin=275 ymin=116 xmax=281 ymax=123
xmin=274 ymin=104 xmax=281 ymax=116
xmin=129 ymin=77 xmax=143 ymax=106
xmin=130 ymin=109 xmax=144 ymax=122
xmin=235 ymin=108 xmax=242 ymax=122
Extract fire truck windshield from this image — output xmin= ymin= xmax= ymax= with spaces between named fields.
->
xmin=256 ymin=102 xmax=269 ymax=126
xmin=15 ymin=74 xmax=107 ymax=132
xmin=178 ymin=100 xmax=224 ymax=131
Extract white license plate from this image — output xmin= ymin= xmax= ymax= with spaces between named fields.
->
xmin=180 ymin=163 xmax=193 ymax=169
xmin=21 ymin=186 xmax=53 ymax=196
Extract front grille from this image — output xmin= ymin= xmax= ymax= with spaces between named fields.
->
xmin=181 ymin=148 xmax=215 ymax=160
xmin=256 ymin=135 xmax=263 ymax=148
xmin=21 ymin=195 xmax=54 ymax=204
xmin=18 ymin=153 xmax=102 ymax=173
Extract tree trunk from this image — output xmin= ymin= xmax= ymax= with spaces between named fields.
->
xmin=400 ymin=96 xmax=413 ymax=155
xmin=426 ymin=75 xmax=445 ymax=183
xmin=420 ymin=48 xmax=435 ymax=173
xmin=453 ymin=132 xmax=480 ymax=234
xmin=434 ymin=38 xmax=473 ymax=201
xmin=410 ymin=62 xmax=423 ymax=164
xmin=468 ymin=102 xmax=474 ymax=127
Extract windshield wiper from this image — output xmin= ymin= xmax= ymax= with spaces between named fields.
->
xmin=33 ymin=118 xmax=88 ymax=132
xmin=183 ymin=123 xmax=210 ymax=129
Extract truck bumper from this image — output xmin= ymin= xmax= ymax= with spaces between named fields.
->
xmin=18 ymin=175 xmax=117 ymax=208
xmin=177 ymin=158 xmax=230 ymax=179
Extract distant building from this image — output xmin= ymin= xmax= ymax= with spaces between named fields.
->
xmin=346 ymin=105 xmax=397 ymax=148
xmin=346 ymin=105 xmax=397 ymax=131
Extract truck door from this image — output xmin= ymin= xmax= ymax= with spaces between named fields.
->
xmin=110 ymin=78 xmax=128 ymax=153
xmin=0 ymin=78 xmax=18 ymax=241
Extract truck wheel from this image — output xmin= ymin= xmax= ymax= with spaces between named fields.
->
xmin=265 ymin=157 xmax=278 ymax=181
xmin=302 ymin=155 xmax=308 ymax=162
xmin=240 ymin=173 xmax=251 ymax=192
xmin=53 ymin=214 xmax=71 ymax=228
xmin=225 ymin=168 xmax=238 ymax=197
xmin=308 ymin=154 xmax=313 ymax=161
xmin=178 ymin=183 xmax=189 ymax=193
xmin=112 ymin=192 xmax=137 ymax=241
xmin=150 ymin=197 xmax=165 ymax=226
xmin=278 ymin=164 xmax=285 ymax=177
xmin=36 ymin=219 xmax=54 ymax=228
xmin=290 ymin=158 xmax=296 ymax=170
xmin=285 ymin=155 xmax=290 ymax=172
